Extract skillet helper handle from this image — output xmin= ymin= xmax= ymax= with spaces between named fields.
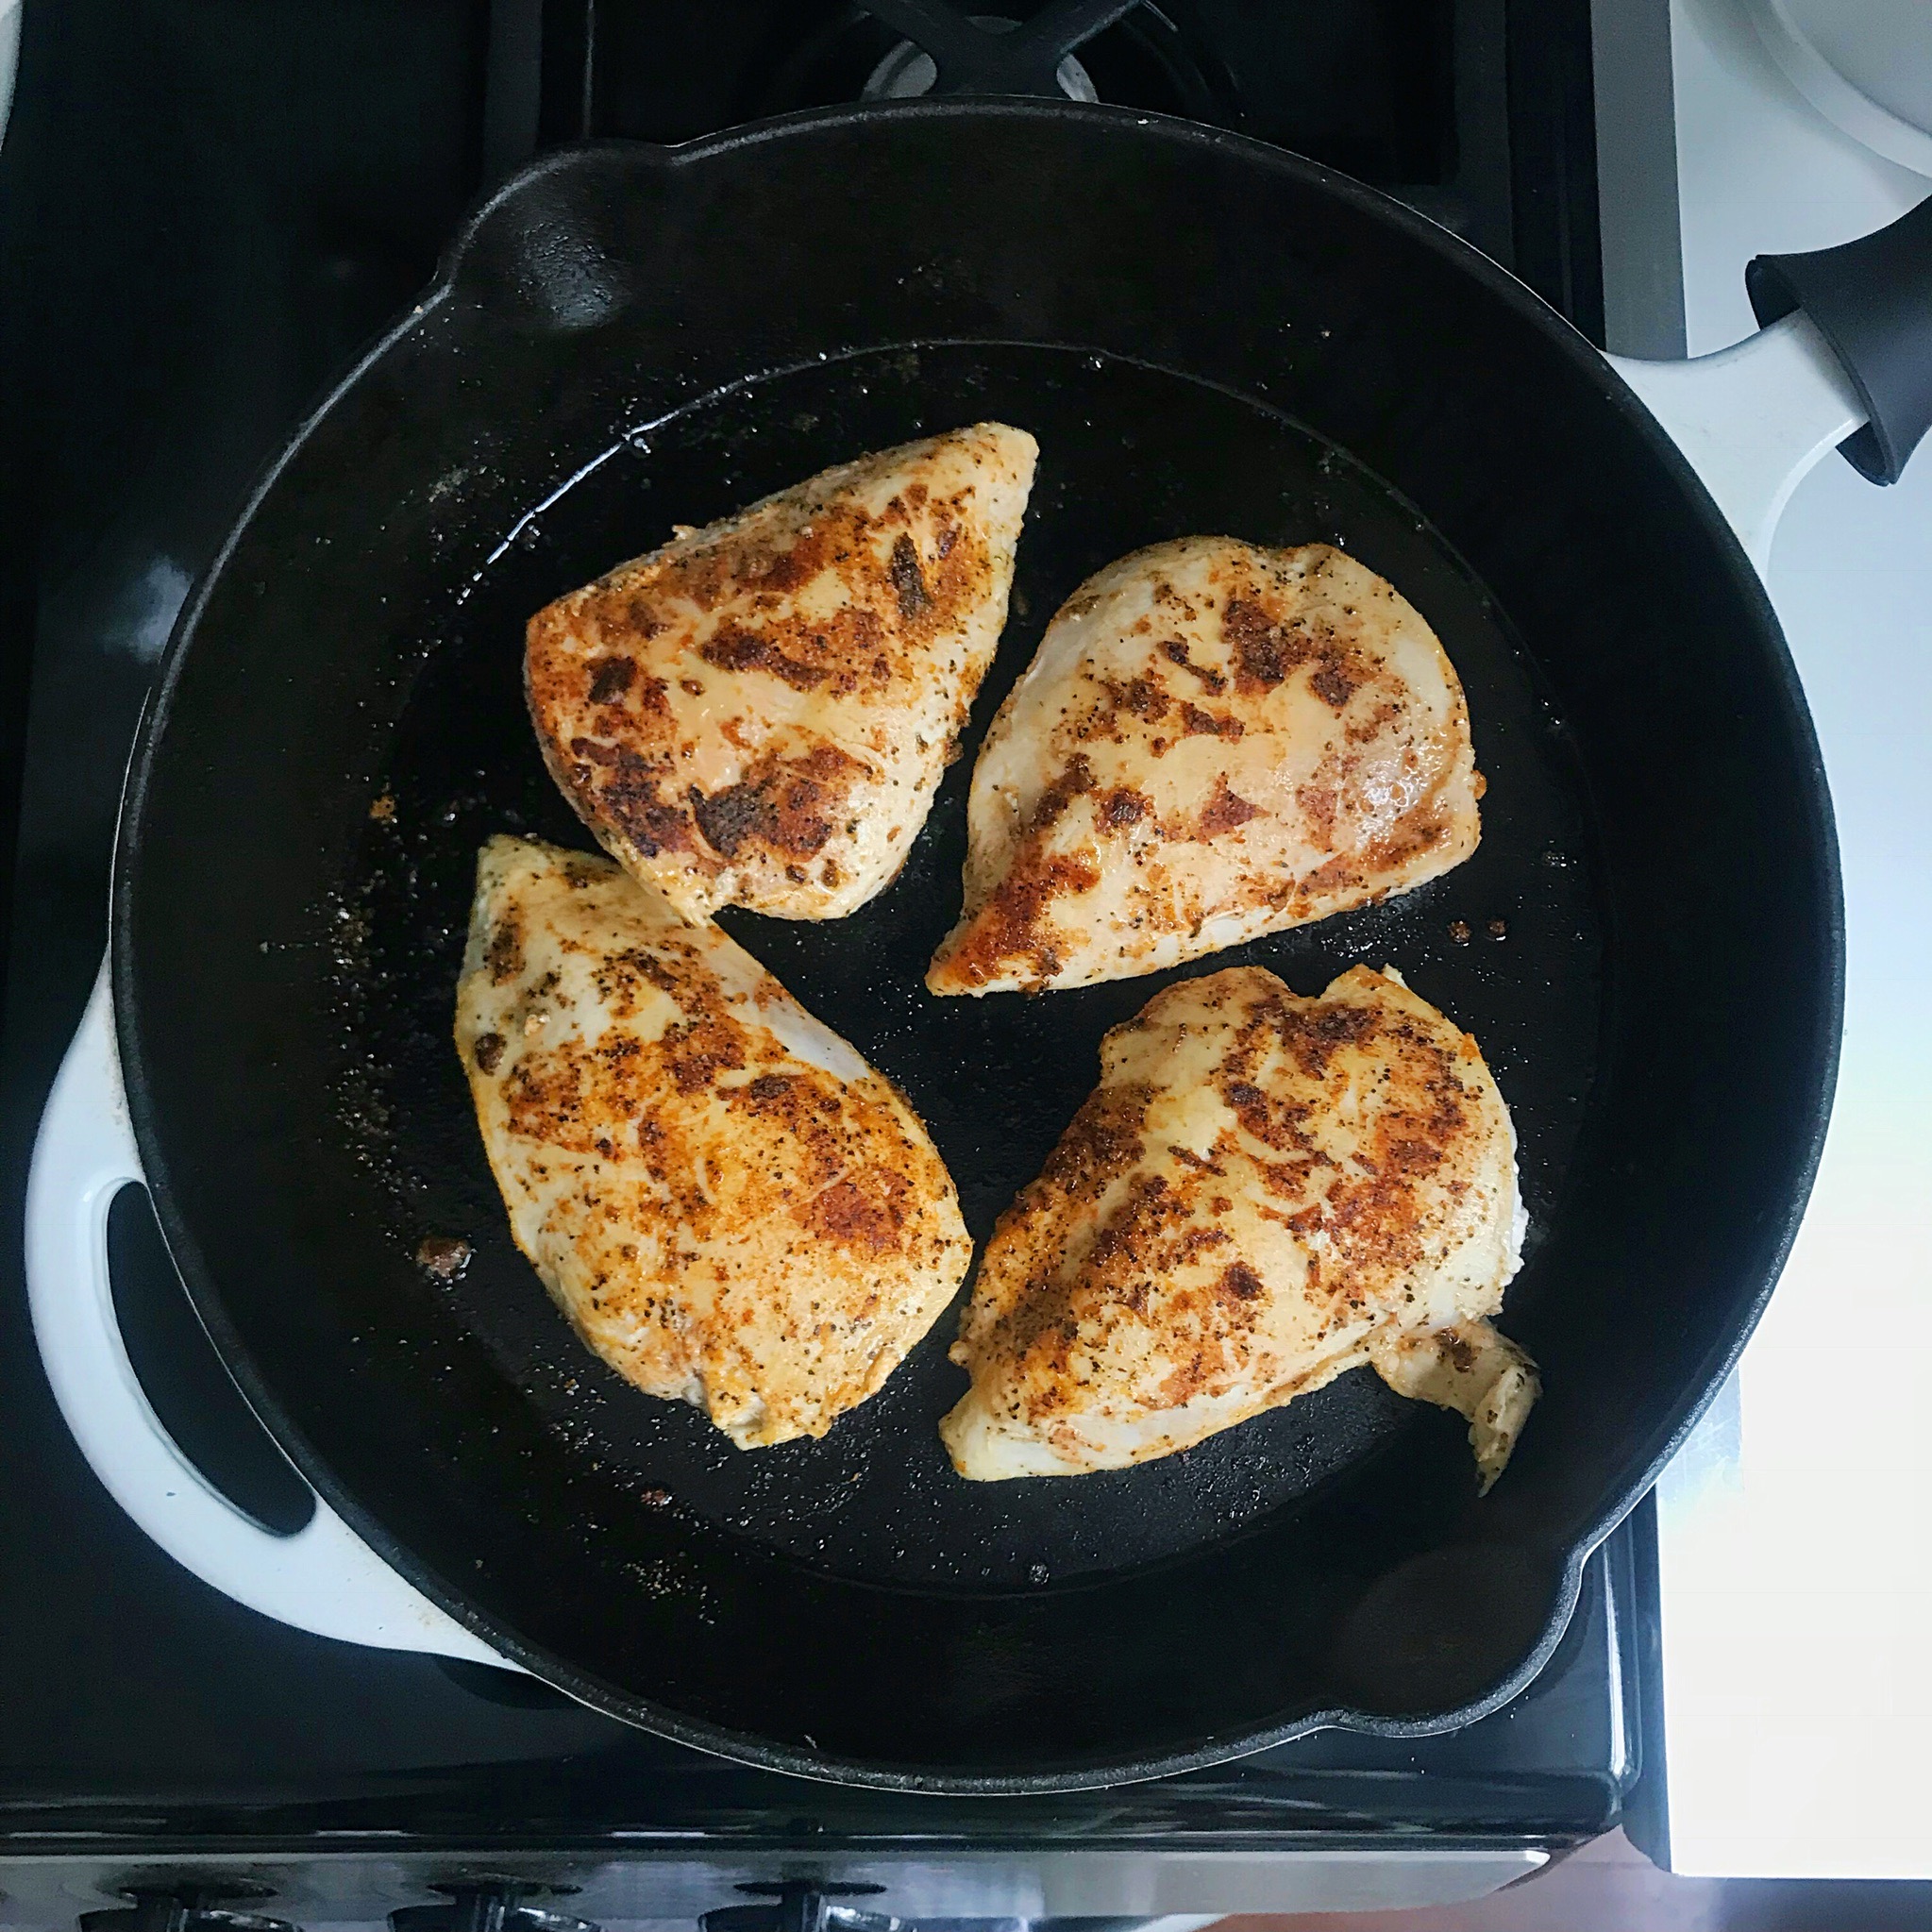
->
xmin=25 ymin=959 xmax=512 ymax=1669
xmin=1605 ymin=191 xmax=1932 ymax=573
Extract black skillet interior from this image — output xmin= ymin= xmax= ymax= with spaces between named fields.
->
xmin=116 ymin=108 xmax=1839 ymax=1787
xmin=350 ymin=342 xmax=1601 ymax=1593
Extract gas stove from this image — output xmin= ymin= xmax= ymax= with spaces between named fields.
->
xmin=0 ymin=3 xmax=1649 ymax=1925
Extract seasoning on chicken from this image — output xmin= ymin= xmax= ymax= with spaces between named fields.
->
xmin=940 ymin=964 xmax=1536 ymax=1488
xmin=528 ymin=424 xmax=1037 ymax=924
xmin=928 ymin=538 xmax=1481 ymax=994
xmin=455 ymin=835 xmax=971 ymax=1448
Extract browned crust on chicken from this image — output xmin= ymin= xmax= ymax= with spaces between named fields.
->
xmin=455 ymin=835 xmax=972 ymax=1448
xmin=940 ymin=964 xmax=1535 ymax=1485
xmin=929 ymin=539 xmax=1482 ymax=995
xmin=526 ymin=424 xmax=1037 ymax=922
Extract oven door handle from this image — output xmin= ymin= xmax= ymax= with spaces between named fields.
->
xmin=25 ymin=957 xmax=514 ymax=1668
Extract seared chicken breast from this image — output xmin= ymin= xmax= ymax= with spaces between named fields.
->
xmin=528 ymin=424 xmax=1037 ymax=924
xmin=941 ymin=964 xmax=1536 ymax=1489
xmin=455 ymin=835 xmax=971 ymax=1448
xmin=928 ymin=539 xmax=1481 ymax=995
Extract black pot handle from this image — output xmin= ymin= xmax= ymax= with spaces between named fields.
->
xmin=1747 ymin=191 xmax=1932 ymax=485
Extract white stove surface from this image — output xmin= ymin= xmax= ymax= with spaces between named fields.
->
xmin=1622 ymin=0 xmax=1932 ymax=1882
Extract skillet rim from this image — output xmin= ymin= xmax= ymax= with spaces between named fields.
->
xmin=108 ymin=95 xmax=1845 ymax=1792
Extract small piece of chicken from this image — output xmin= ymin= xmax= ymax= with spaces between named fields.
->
xmin=940 ymin=964 xmax=1536 ymax=1489
xmin=927 ymin=538 xmax=1481 ymax=995
xmin=527 ymin=424 xmax=1037 ymax=924
xmin=455 ymin=835 xmax=971 ymax=1448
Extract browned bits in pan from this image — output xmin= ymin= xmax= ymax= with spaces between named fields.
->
xmin=416 ymin=1235 xmax=473 ymax=1280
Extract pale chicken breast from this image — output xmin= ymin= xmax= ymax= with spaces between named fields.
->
xmin=940 ymin=964 xmax=1537 ymax=1489
xmin=455 ymin=835 xmax=971 ymax=1448
xmin=927 ymin=538 xmax=1481 ymax=995
xmin=527 ymin=424 xmax=1037 ymax=924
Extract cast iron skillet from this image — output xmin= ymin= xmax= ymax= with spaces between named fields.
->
xmin=114 ymin=102 xmax=1841 ymax=1789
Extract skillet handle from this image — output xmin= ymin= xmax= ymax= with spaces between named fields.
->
xmin=1605 ymin=311 xmax=1864 ymax=576
xmin=25 ymin=959 xmax=513 ymax=1670
xmin=1604 ymin=191 xmax=1932 ymax=574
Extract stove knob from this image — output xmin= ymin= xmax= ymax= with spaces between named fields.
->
xmin=81 ymin=1888 xmax=295 ymax=1932
xmin=703 ymin=1883 xmax=897 ymax=1932
xmin=391 ymin=1884 xmax=598 ymax=1932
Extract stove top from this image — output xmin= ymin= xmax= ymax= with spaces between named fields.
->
xmin=482 ymin=0 xmax=1600 ymax=332
xmin=0 ymin=1 xmax=1643 ymax=1920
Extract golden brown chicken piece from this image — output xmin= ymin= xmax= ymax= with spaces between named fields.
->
xmin=927 ymin=538 xmax=1481 ymax=995
xmin=940 ymin=964 xmax=1536 ymax=1488
xmin=455 ymin=835 xmax=971 ymax=1448
xmin=527 ymin=424 xmax=1037 ymax=924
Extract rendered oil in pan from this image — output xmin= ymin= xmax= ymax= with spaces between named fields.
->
xmin=335 ymin=341 xmax=1602 ymax=1594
